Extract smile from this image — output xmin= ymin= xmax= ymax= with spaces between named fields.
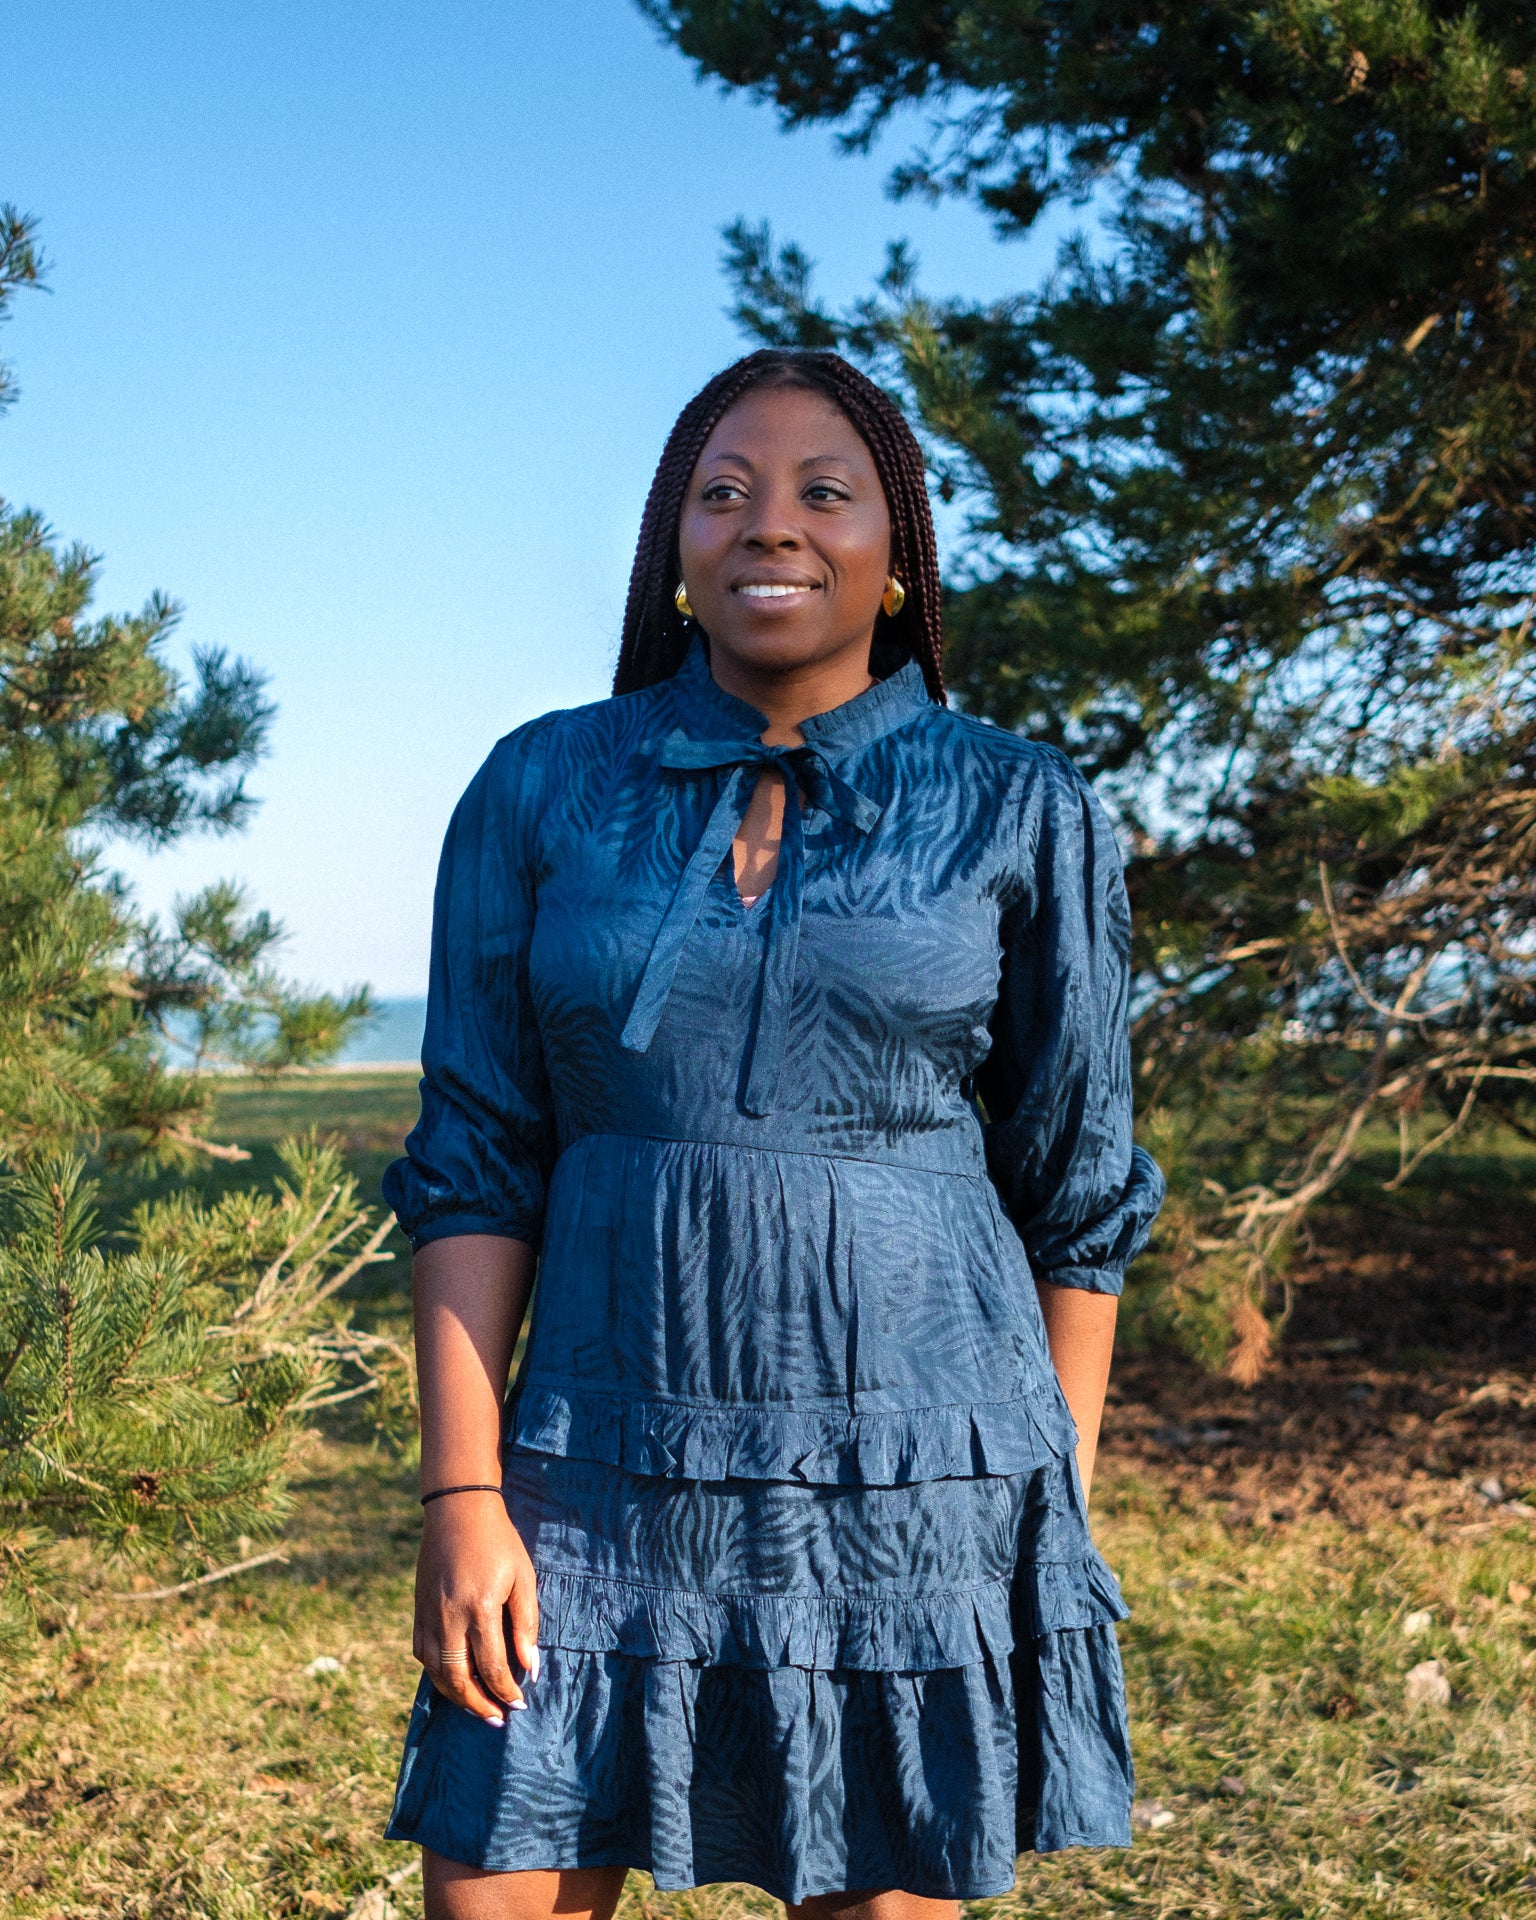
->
xmin=733 ymin=583 xmax=819 ymax=599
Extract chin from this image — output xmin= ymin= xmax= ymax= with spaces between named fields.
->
xmin=707 ymin=621 xmax=855 ymax=676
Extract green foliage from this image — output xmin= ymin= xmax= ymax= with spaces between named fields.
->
xmin=649 ymin=2 xmax=1536 ymax=1374
xmin=0 ymin=1138 xmax=402 ymax=1642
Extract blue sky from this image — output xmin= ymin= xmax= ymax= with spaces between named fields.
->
xmin=3 ymin=1 xmax=1055 ymax=995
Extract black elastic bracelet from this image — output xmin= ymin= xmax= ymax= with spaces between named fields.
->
xmin=420 ymin=1483 xmax=503 ymax=1506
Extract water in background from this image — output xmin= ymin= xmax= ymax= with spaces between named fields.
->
xmin=338 ymin=996 xmax=426 ymax=1066
xmin=158 ymin=996 xmax=427 ymax=1069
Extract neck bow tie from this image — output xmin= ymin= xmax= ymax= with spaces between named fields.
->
xmin=620 ymin=730 xmax=883 ymax=1115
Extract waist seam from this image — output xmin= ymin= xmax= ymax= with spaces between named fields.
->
xmin=513 ymin=1380 xmax=1059 ymax=1417
xmin=555 ymin=1127 xmax=987 ymax=1181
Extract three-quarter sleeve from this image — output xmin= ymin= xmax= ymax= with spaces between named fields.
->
xmin=383 ymin=716 xmax=559 ymax=1252
xmin=975 ymin=749 xmax=1164 ymax=1295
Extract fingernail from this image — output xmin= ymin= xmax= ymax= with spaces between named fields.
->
xmin=529 ymin=1645 xmax=541 ymax=1685
xmin=485 ymin=1715 xmax=505 ymax=1728
xmin=510 ymin=1700 xmax=528 ymax=1711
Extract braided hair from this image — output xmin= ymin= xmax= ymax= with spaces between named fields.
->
xmin=613 ymin=349 xmax=945 ymax=703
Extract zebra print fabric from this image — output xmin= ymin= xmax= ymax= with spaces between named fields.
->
xmin=382 ymin=639 xmax=1165 ymax=1896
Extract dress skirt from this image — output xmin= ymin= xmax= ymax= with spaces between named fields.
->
xmin=384 ymin=1443 xmax=1134 ymax=1901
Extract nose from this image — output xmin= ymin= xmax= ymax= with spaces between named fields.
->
xmin=740 ymin=481 xmax=803 ymax=550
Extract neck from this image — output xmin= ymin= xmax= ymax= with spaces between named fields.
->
xmin=704 ymin=636 xmax=877 ymax=746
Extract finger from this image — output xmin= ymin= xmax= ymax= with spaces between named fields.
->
xmin=427 ymin=1645 xmax=506 ymax=1726
xmin=467 ymin=1606 xmax=524 ymax=1710
xmin=509 ymin=1562 xmax=540 ymax=1681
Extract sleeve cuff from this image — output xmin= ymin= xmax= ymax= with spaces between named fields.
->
xmin=1031 ymin=1263 xmax=1125 ymax=1297
xmin=401 ymin=1212 xmax=542 ymax=1254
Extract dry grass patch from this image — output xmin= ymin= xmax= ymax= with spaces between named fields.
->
xmin=4 ymin=1448 xmax=1535 ymax=1917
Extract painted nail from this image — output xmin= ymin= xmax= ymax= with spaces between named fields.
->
xmin=528 ymin=1645 xmax=541 ymax=1685
xmin=485 ymin=1715 xmax=505 ymax=1728
xmin=510 ymin=1700 xmax=529 ymax=1711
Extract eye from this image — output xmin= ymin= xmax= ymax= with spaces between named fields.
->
xmin=804 ymin=480 xmax=852 ymax=503
xmin=700 ymin=478 xmax=747 ymax=503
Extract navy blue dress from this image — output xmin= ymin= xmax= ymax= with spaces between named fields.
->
xmin=382 ymin=641 xmax=1164 ymax=1900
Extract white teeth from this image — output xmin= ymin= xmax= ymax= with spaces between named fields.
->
xmin=737 ymin=583 xmax=812 ymax=598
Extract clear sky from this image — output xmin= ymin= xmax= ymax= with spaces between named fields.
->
xmin=3 ymin=1 xmax=1052 ymax=997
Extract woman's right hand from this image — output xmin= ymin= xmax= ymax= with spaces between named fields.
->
xmin=413 ymin=1492 xmax=540 ymax=1725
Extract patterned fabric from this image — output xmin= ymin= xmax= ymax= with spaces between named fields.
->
xmin=382 ymin=640 xmax=1165 ymax=1898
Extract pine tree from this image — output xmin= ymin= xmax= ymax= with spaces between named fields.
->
xmin=0 ymin=1143 xmax=399 ymax=1645
xmin=0 ymin=209 xmax=394 ymax=1633
xmin=646 ymin=3 xmax=1536 ymax=1375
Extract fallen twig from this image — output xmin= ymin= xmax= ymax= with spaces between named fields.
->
xmin=120 ymin=1546 xmax=289 ymax=1602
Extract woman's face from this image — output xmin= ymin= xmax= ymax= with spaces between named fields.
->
xmin=677 ymin=384 xmax=892 ymax=685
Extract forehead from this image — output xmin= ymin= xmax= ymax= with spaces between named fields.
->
xmin=696 ymin=384 xmax=876 ymax=470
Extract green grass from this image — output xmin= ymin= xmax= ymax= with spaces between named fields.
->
xmin=5 ymin=1073 xmax=1534 ymax=1917
xmin=4 ymin=1450 xmax=1535 ymax=1918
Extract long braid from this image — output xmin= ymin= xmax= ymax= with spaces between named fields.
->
xmin=614 ymin=349 xmax=946 ymax=704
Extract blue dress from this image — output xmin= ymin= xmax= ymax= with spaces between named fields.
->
xmin=382 ymin=640 xmax=1164 ymax=1900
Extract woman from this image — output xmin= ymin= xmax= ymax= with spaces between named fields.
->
xmin=383 ymin=348 xmax=1164 ymax=1920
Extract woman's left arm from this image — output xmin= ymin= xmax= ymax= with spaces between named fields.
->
xmin=976 ymin=750 xmax=1165 ymax=1503
xmin=1035 ymin=1283 xmax=1118 ymax=1497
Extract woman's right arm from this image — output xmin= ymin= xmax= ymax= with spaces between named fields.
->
xmin=413 ymin=1232 xmax=539 ymax=1724
xmin=386 ymin=723 xmax=559 ymax=1720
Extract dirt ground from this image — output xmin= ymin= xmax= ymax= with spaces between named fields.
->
xmin=1108 ymin=1196 xmax=1536 ymax=1530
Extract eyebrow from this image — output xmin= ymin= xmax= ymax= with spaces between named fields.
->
xmin=700 ymin=451 xmax=857 ymax=471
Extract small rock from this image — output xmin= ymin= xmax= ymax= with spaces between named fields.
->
xmin=1478 ymin=1476 xmax=1505 ymax=1504
xmin=1508 ymin=1581 xmax=1532 ymax=1606
xmin=1217 ymin=1775 xmax=1245 ymax=1796
xmin=1132 ymin=1799 xmax=1176 ymax=1830
xmin=1404 ymin=1659 xmax=1451 ymax=1709
xmin=346 ymin=1893 xmax=394 ymax=1920
xmin=305 ymin=1655 xmax=344 ymax=1677
xmin=1401 ymin=1608 xmax=1434 ymax=1638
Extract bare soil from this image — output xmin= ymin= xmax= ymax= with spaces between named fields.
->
xmin=1108 ymin=1195 xmax=1536 ymax=1531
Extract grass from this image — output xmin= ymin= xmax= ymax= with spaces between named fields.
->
xmin=6 ymin=1452 xmax=1534 ymax=1919
xmin=4 ymin=1074 xmax=1535 ymax=1917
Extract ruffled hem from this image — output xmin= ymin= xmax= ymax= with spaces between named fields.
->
xmin=1020 ymin=1550 xmax=1130 ymax=1636
xmin=386 ymin=1632 xmax=1134 ymax=1895
xmin=535 ymin=1569 xmax=1013 ymax=1672
xmin=532 ymin=1550 xmax=1124 ymax=1673
xmin=510 ymin=1379 xmax=1077 ymax=1486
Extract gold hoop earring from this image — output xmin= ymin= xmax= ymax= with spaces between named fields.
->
xmin=881 ymin=575 xmax=906 ymax=618
xmin=674 ymin=582 xmax=694 ymax=619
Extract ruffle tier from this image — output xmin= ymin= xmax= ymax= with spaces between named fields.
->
xmin=510 ymin=1378 xmax=1077 ymax=1487
xmin=531 ymin=1551 xmax=1126 ymax=1673
xmin=386 ymin=1631 xmax=1134 ymax=1899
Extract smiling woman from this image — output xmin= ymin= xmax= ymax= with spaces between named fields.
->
xmin=381 ymin=350 xmax=1164 ymax=1920
xmin=676 ymin=382 xmax=897 ymax=900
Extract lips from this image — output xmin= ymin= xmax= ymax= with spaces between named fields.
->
xmin=733 ymin=581 xmax=820 ymax=599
